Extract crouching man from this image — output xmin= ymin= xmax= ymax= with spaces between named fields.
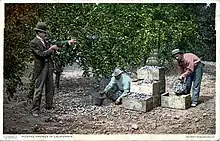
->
xmin=101 ymin=68 xmax=131 ymax=105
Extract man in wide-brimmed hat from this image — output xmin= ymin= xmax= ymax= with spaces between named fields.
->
xmin=29 ymin=22 xmax=76 ymax=117
xmin=101 ymin=68 xmax=131 ymax=105
xmin=171 ymin=48 xmax=204 ymax=107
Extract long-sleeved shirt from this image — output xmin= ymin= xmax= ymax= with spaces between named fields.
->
xmin=178 ymin=53 xmax=201 ymax=78
xmin=104 ymin=73 xmax=131 ymax=100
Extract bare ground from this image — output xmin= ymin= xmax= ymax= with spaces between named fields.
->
xmin=3 ymin=63 xmax=216 ymax=134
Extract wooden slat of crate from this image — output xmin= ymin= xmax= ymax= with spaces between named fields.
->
xmin=152 ymin=95 xmax=161 ymax=107
xmin=130 ymin=81 xmax=160 ymax=96
xmin=161 ymin=93 xmax=191 ymax=109
xmin=159 ymin=80 xmax=166 ymax=94
xmin=122 ymin=96 xmax=153 ymax=112
xmin=137 ymin=67 xmax=165 ymax=80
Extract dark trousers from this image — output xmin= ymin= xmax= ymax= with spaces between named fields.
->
xmin=106 ymin=85 xmax=123 ymax=101
xmin=185 ymin=62 xmax=203 ymax=105
xmin=31 ymin=62 xmax=54 ymax=112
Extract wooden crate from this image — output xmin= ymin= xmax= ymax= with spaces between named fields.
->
xmin=159 ymin=80 xmax=166 ymax=94
xmin=152 ymin=95 xmax=161 ymax=107
xmin=137 ymin=66 xmax=165 ymax=81
xmin=161 ymin=93 xmax=191 ymax=109
xmin=130 ymin=81 xmax=160 ymax=96
xmin=122 ymin=96 xmax=153 ymax=112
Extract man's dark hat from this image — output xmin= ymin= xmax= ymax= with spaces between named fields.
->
xmin=34 ymin=22 xmax=47 ymax=33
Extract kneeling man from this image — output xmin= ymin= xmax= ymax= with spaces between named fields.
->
xmin=101 ymin=68 xmax=131 ymax=105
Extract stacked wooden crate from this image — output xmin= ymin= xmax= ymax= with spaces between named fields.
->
xmin=136 ymin=66 xmax=166 ymax=94
xmin=122 ymin=66 xmax=166 ymax=112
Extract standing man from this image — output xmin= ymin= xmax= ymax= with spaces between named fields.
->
xmin=101 ymin=68 xmax=131 ymax=105
xmin=30 ymin=22 xmax=76 ymax=117
xmin=171 ymin=49 xmax=204 ymax=107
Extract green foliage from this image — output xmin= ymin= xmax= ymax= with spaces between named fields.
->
xmin=137 ymin=4 xmax=197 ymax=65
xmin=188 ymin=3 xmax=216 ymax=61
xmin=39 ymin=3 xmax=204 ymax=77
xmin=4 ymin=3 xmax=215 ymax=97
xmin=4 ymin=4 xmax=39 ymax=98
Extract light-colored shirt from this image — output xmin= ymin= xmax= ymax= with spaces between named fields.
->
xmin=178 ymin=53 xmax=201 ymax=78
xmin=104 ymin=73 xmax=131 ymax=99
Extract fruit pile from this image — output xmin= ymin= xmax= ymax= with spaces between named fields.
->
xmin=140 ymin=66 xmax=163 ymax=70
xmin=128 ymin=92 xmax=151 ymax=100
xmin=172 ymin=80 xmax=187 ymax=94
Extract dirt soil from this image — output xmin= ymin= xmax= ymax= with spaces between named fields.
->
xmin=3 ymin=63 xmax=216 ymax=134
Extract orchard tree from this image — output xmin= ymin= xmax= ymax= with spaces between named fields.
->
xmin=4 ymin=4 xmax=39 ymax=100
xmin=187 ymin=3 xmax=216 ymax=61
xmin=4 ymin=3 xmax=215 ymax=96
xmin=39 ymin=3 xmax=199 ymax=79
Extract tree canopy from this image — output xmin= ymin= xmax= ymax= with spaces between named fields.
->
xmin=4 ymin=3 xmax=216 ymax=96
xmin=39 ymin=3 xmax=214 ymax=77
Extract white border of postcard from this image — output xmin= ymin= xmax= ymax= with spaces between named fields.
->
xmin=0 ymin=0 xmax=219 ymax=140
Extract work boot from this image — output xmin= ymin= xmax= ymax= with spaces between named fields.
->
xmin=191 ymin=103 xmax=197 ymax=107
